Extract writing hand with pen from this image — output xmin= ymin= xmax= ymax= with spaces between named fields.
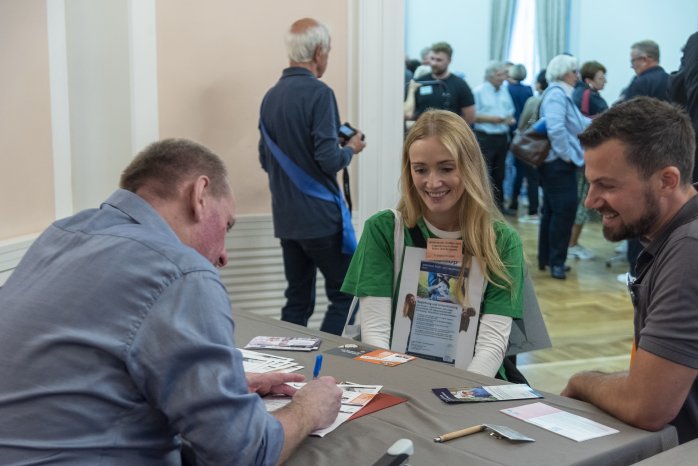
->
xmin=246 ymin=368 xmax=341 ymax=431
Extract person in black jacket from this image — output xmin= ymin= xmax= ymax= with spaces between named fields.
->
xmin=669 ymin=32 xmax=698 ymax=182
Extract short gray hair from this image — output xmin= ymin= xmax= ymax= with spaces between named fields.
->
xmin=484 ymin=61 xmax=508 ymax=79
xmin=509 ymin=64 xmax=527 ymax=81
xmin=631 ymin=39 xmax=660 ymax=62
xmin=120 ymin=139 xmax=229 ymax=200
xmin=285 ymin=20 xmax=330 ymax=63
xmin=546 ymin=54 xmax=578 ymax=82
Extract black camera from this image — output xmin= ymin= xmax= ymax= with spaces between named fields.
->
xmin=338 ymin=122 xmax=364 ymax=145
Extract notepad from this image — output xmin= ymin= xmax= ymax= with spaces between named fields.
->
xmin=501 ymin=402 xmax=619 ymax=442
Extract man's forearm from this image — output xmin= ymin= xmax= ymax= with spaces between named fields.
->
xmin=461 ymin=105 xmax=476 ymax=125
xmin=562 ymin=370 xmax=661 ymax=430
xmin=272 ymin=403 xmax=316 ymax=465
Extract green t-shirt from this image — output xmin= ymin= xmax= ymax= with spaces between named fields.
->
xmin=341 ymin=210 xmax=524 ymax=320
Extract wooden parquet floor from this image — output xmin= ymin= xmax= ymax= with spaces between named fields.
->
xmin=511 ymin=213 xmax=634 ymax=394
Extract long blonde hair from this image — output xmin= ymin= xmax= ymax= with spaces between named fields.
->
xmin=397 ymin=110 xmax=511 ymax=291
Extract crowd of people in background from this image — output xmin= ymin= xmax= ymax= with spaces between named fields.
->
xmin=404 ymin=35 xmax=698 ymax=281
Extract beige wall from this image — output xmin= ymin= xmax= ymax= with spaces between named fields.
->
xmin=0 ymin=0 xmax=54 ymax=240
xmin=156 ymin=0 xmax=349 ymax=214
xmin=0 ymin=0 xmax=351 ymax=240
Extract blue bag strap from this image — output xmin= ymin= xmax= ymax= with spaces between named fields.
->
xmin=260 ymin=120 xmax=356 ymax=255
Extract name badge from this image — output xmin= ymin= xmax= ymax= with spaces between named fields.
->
xmin=419 ymin=85 xmax=434 ymax=96
xmin=426 ymin=238 xmax=463 ymax=262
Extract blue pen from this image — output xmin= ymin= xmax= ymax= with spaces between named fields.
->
xmin=313 ymin=354 xmax=323 ymax=379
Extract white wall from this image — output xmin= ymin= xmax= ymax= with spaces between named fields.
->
xmin=64 ymin=0 xmax=134 ymax=212
xmin=570 ymin=0 xmax=698 ymax=105
xmin=405 ymin=0 xmax=492 ymax=88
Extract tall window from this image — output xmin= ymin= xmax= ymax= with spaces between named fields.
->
xmin=508 ymin=0 xmax=538 ymax=86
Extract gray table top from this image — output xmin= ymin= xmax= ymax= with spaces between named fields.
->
xmin=631 ymin=437 xmax=698 ymax=465
xmin=234 ymin=311 xmax=677 ymax=466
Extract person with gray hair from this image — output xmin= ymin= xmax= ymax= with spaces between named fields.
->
xmin=473 ymin=61 xmax=516 ymax=210
xmin=505 ymin=64 xmax=534 ymax=215
xmin=0 ymin=138 xmax=343 ymax=464
xmin=259 ymin=18 xmax=366 ymax=336
xmin=284 ymin=18 xmax=330 ymax=62
xmin=508 ymin=63 xmax=527 ymax=82
xmin=537 ymin=54 xmax=591 ymax=279
xmin=621 ymin=39 xmax=670 ymax=102
xmin=618 ymin=39 xmax=670 ymax=282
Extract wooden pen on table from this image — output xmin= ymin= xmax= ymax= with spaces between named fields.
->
xmin=433 ymin=424 xmax=485 ymax=443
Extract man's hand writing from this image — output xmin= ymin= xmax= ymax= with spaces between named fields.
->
xmin=292 ymin=376 xmax=342 ymax=429
xmin=246 ymin=372 xmax=305 ymax=397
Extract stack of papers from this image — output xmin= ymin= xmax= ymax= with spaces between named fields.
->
xmin=245 ymin=335 xmax=321 ymax=351
xmin=239 ymin=348 xmax=303 ymax=373
xmin=264 ymin=382 xmax=383 ymax=437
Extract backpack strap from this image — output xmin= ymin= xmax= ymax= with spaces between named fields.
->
xmin=408 ymin=224 xmax=427 ymax=248
xmin=581 ymin=88 xmax=591 ymax=116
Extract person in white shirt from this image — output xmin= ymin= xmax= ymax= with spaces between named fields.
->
xmin=473 ymin=61 xmax=516 ymax=211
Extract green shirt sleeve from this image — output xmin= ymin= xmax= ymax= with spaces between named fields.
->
xmin=481 ymin=221 xmax=524 ymax=319
xmin=341 ymin=210 xmax=397 ymax=298
xmin=342 ymin=213 xmax=524 ymax=320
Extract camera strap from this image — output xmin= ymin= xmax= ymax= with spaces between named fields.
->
xmin=342 ymin=168 xmax=352 ymax=212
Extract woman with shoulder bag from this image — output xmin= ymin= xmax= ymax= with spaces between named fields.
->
xmin=537 ymin=55 xmax=591 ymax=279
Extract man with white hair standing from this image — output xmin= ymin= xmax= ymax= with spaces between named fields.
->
xmin=259 ymin=18 xmax=366 ymax=335
xmin=473 ymin=61 xmax=516 ymax=211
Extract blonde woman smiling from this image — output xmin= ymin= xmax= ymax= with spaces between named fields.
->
xmin=342 ymin=110 xmax=524 ymax=378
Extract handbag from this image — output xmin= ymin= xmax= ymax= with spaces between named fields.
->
xmin=510 ymin=122 xmax=550 ymax=167
xmin=510 ymin=87 xmax=569 ymax=168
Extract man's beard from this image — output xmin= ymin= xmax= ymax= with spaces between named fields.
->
xmin=601 ymin=189 xmax=659 ymax=242
xmin=431 ymin=65 xmax=447 ymax=76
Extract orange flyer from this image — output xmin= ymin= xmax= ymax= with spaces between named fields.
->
xmin=425 ymin=238 xmax=463 ymax=262
xmin=354 ymin=349 xmax=416 ymax=366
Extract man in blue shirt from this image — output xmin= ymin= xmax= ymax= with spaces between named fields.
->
xmin=0 ymin=139 xmax=342 ymax=465
xmin=259 ymin=18 xmax=366 ymax=335
xmin=473 ymin=61 xmax=516 ymax=210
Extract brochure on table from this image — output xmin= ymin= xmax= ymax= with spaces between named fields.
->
xmin=391 ymin=246 xmax=485 ymax=370
xmin=245 ymin=335 xmax=321 ymax=351
xmin=433 ymin=383 xmax=543 ymax=403
xmin=325 ymin=345 xmax=416 ymax=366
